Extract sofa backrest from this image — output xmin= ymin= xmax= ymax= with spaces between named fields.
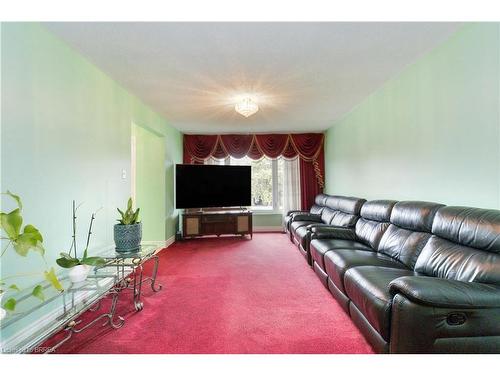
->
xmin=378 ymin=201 xmax=445 ymax=269
xmin=355 ymin=200 xmax=398 ymax=250
xmin=415 ymin=206 xmax=500 ymax=285
xmin=309 ymin=194 xmax=329 ymax=215
xmin=321 ymin=195 xmax=366 ymax=227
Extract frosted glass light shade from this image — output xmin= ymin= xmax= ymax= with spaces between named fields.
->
xmin=235 ymin=97 xmax=259 ymax=117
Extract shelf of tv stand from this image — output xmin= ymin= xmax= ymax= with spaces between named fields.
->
xmin=182 ymin=208 xmax=253 ymax=239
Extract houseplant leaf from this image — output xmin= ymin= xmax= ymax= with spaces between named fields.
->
xmin=32 ymin=242 xmax=46 ymax=256
xmin=81 ymin=256 xmax=105 ymax=267
xmin=12 ymin=230 xmax=42 ymax=256
xmin=117 ymin=208 xmax=125 ymax=224
xmin=44 ymin=267 xmax=64 ymax=291
xmin=4 ymin=297 xmax=16 ymax=311
xmin=56 ymin=257 xmax=80 ymax=268
xmin=132 ymin=208 xmax=140 ymax=224
xmin=32 ymin=285 xmax=45 ymax=301
xmin=23 ymin=224 xmax=43 ymax=242
xmin=5 ymin=191 xmax=22 ymax=210
xmin=9 ymin=284 xmax=20 ymax=292
xmin=0 ymin=208 xmax=23 ymax=240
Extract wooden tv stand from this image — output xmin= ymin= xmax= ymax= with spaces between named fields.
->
xmin=182 ymin=208 xmax=253 ymax=239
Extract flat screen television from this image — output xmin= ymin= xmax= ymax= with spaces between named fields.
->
xmin=175 ymin=164 xmax=251 ymax=209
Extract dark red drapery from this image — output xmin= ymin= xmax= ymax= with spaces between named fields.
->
xmin=183 ymin=133 xmax=325 ymax=210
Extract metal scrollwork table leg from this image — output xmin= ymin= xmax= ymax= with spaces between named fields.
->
xmin=133 ymin=264 xmax=144 ymax=311
xmin=44 ymin=289 xmax=124 ymax=354
xmin=150 ymin=255 xmax=163 ymax=292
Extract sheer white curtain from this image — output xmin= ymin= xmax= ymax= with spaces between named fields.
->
xmin=282 ymin=157 xmax=301 ymax=218
xmin=205 ymin=157 xmax=228 ymax=165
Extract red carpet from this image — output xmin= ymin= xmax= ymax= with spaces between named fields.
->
xmin=44 ymin=233 xmax=374 ymax=354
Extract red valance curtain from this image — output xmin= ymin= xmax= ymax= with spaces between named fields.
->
xmin=183 ymin=133 xmax=325 ymax=210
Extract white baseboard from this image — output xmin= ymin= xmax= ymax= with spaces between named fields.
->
xmin=253 ymin=226 xmax=285 ymax=233
xmin=164 ymin=235 xmax=175 ymax=248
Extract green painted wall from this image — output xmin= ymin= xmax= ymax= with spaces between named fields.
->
xmin=253 ymin=213 xmax=283 ymax=229
xmin=1 ymin=23 xmax=182 ymax=292
xmin=133 ymin=124 xmax=167 ymax=240
xmin=325 ymin=23 xmax=500 ymax=209
xmin=132 ymin=123 xmax=181 ymax=241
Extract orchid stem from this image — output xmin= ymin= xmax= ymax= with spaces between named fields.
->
xmin=85 ymin=212 xmax=96 ymax=251
xmin=72 ymin=200 xmax=77 ymax=259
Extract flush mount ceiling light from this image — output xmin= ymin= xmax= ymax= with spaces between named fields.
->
xmin=235 ymin=97 xmax=259 ymax=118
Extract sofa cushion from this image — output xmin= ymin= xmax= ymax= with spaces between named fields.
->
xmin=415 ymin=236 xmax=500 ymax=285
xmin=355 ymin=200 xmax=397 ymax=250
xmin=330 ymin=211 xmax=359 ymax=228
xmin=290 ymin=220 xmax=316 ymax=233
xmin=360 ymin=200 xmax=398 ymax=222
xmin=325 ymin=196 xmax=366 ymax=215
xmin=325 ymin=250 xmax=408 ymax=294
xmin=310 ymin=204 xmax=324 ymax=216
xmin=320 ymin=207 xmax=337 ymax=225
xmin=344 ymin=266 xmax=419 ymax=341
xmin=390 ymin=201 xmax=444 ymax=232
xmin=356 ymin=219 xmax=391 ymax=250
xmin=314 ymin=194 xmax=330 ymax=206
xmin=293 ymin=225 xmax=309 ymax=248
xmin=431 ymin=206 xmax=500 ymax=254
xmin=414 ymin=206 xmax=500 ymax=285
xmin=378 ymin=225 xmax=432 ymax=269
xmin=310 ymin=238 xmax=371 ymax=270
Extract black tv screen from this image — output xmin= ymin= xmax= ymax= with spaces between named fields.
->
xmin=175 ymin=164 xmax=251 ymax=209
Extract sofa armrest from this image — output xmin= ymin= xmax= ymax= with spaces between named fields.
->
xmin=310 ymin=226 xmax=356 ymax=241
xmin=286 ymin=210 xmax=308 ymax=217
xmin=291 ymin=213 xmax=322 ymax=223
xmin=305 ymin=223 xmax=331 ymax=231
xmin=389 ymin=276 xmax=500 ymax=309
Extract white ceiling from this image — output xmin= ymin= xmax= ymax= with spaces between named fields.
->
xmin=44 ymin=22 xmax=461 ymax=134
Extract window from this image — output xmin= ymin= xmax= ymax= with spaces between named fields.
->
xmin=207 ymin=156 xmax=284 ymax=212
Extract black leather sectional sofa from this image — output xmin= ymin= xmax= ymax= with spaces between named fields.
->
xmin=285 ymin=195 xmax=500 ymax=353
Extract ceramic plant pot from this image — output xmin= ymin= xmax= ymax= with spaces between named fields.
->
xmin=114 ymin=222 xmax=142 ymax=252
xmin=68 ymin=264 xmax=91 ymax=283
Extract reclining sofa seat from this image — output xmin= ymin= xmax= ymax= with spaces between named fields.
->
xmin=387 ymin=206 xmax=500 ymax=353
xmin=339 ymin=201 xmax=444 ymax=352
xmin=310 ymin=200 xmax=401 ymax=286
xmin=311 ymin=200 xmax=399 ymax=307
xmin=284 ymin=193 xmax=329 ymax=238
xmin=290 ymin=195 xmax=366 ymax=264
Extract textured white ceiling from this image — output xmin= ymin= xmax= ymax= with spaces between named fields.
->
xmin=44 ymin=22 xmax=461 ymax=134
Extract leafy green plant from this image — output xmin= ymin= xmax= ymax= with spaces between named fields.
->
xmin=55 ymin=201 xmax=105 ymax=269
xmin=117 ymin=198 xmax=140 ymax=225
xmin=56 ymin=248 xmax=105 ymax=269
xmin=1 ymin=191 xmax=63 ymax=312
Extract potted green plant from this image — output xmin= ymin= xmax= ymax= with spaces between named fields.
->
xmin=1 ymin=191 xmax=63 ymax=320
xmin=114 ymin=198 xmax=141 ymax=252
xmin=56 ymin=201 xmax=105 ymax=283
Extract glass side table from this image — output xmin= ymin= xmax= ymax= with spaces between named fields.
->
xmin=95 ymin=241 xmax=165 ymax=311
xmin=0 ymin=241 xmax=167 ymax=354
xmin=0 ymin=272 xmax=121 ymax=354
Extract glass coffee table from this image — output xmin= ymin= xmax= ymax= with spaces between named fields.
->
xmin=0 ymin=241 xmax=166 ymax=354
